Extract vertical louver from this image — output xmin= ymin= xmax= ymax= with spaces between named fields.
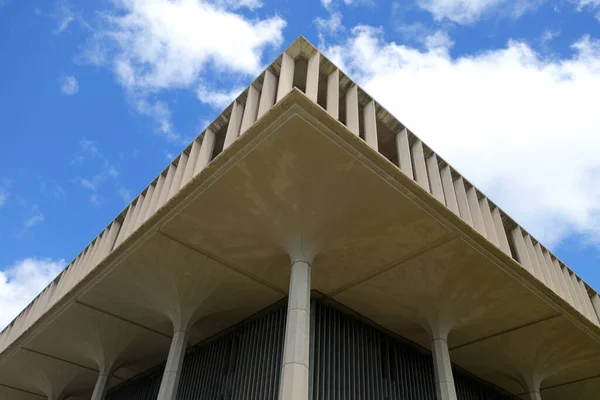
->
xmin=107 ymin=306 xmax=286 ymax=400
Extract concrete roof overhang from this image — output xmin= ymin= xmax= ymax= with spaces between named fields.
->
xmin=1 ymin=89 xmax=599 ymax=399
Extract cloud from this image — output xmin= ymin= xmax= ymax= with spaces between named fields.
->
xmin=325 ymin=26 xmax=600 ymax=248
xmin=315 ymin=11 xmax=344 ymax=37
xmin=79 ymin=0 xmax=285 ymax=141
xmin=0 ymin=258 xmax=65 ymax=330
xmin=51 ymin=0 xmax=76 ymax=33
xmin=196 ymin=83 xmax=244 ymax=109
xmin=118 ymin=187 xmax=132 ymax=203
xmin=60 ymin=75 xmax=79 ymax=95
xmin=416 ymin=0 xmax=544 ymax=24
xmin=23 ymin=213 xmax=44 ymax=229
xmin=0 ymin=179 xmax=10 ymax=209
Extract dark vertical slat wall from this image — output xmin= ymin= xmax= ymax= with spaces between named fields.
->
xmin=107 ymin=301 xmax=510 ymax=400
xmin=106 ymin=306 xmax=286 ymax=400
xmin=311 ymin=302 xmax=511 ymax=400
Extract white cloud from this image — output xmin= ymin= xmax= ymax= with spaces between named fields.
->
xmin=0 ymin=258 xmax=65 ymax=330
xmin=315 ymin=11 xmax=344 ymax=37
xmin=79 ymin=0 xmax=285 ymax=141
xmin=60 ymin=75 xmax=79 ymax=95
xmin=417 ymin=0 xmax=543 ymax=24
xmin=196 ymin=83 xmax=244 ymax=109
xmin=326 ymin=27 xmax=600 ymax=247
xmin=118 ymin=187 xmax=132 ymax=203
xmin=52 ymin=0 xmax=76 ymax=33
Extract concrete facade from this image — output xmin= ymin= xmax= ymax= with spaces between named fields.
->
xmin=1 ymin=36 xmax=599 ymax=399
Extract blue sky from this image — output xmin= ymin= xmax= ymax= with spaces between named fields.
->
xmin=1 ymin=0 xmax=600 ymax=329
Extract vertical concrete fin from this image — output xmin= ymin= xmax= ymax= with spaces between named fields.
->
xmin=257 ymin=70 xmax=277 ymax=119
xmin=326 ymin=69 xmax=339 ymax=119
xmin=466 ymin=187 xmax=486 ymax=236
xmin=453 ymin=177 xmax=473 ymax=226
xmin=440 ymin=165 xmax=459 ymax=216
xmin=168 ymin=153 xmax=188 ymax=201
xmin=511 ymin=227 xmax=533 ymax=273
xmin=137 ymin=185 xmax=155 ymax=227
xmin=396 ymin=128 xmax=414 ymax=180
xmin=223 ymin=101 xmax=244 ymax=150
xmin=145 ymin=174 xmax=165 ymax=221
xmin=240 ymin=86 xmax=260 ymax=135
xmin=157 ymin=164 xmax=176 ymax=210
xmin=89 ymin=229 xmax=109 ymax=269
xmin=478 ymin=197 xmax=499 ymax=246
xmin=195 ymin=128 xmax=216 ymax=175
xmin=533 ymin=243 xmax=555 ymax=292
xmin=542 ymin=250 xmax=563 ymax=298
xmin=100 ymin=220 xmax=122 ymax=260
xmin=523 ymin=235 xmax=545 ymax=283
xmin=426 ymin=154 xmax=445 ymax=203
xmin=306 ymin=51 xmax=320 ymax=102
xmin=566 ymin=269 xmax=585 ymax=314
xmin=411 ymin=139 xmax=430 ymax=192
xmin=277 ymin=52 xmax=295 ymax=103
xmin=125 ymin=195 xmax=144 ymax=239
xmin=180 ymin=140 xmax=201 ymax=190
xmin=577 ymin=280 xmax=597 ymax=322
xmin=363 ymin=100 xmax=378 ymax=150
xmin=491 ymin=207 xmax=511 ymax=255
xmin=591 ymin=294 xmax=600 ymax=325
xmin=559 ymin=264 xmax=578 ymax=308
xmin=345 ymin=84 xmax=359 ymax=135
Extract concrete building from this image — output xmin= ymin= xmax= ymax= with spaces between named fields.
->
xmin=1 ymin=36 xmax=599 ymax=400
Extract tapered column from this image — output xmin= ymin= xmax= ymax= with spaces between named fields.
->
xmin=431 ymin=331 xmax=457 ymax=400
xmin=157 ymin=330 xmax=188 ymax=400
xmin=91 ymin=372 xmax=110 ymax=400
xmin=277 ymin=52 xmax=295 ymax=102
xmin=279 ymin=260 xmax=311 ymax=400
xmin=526 ymin=391 xmax=542 ymax=400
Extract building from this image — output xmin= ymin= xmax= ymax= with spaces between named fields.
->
xmin=1 ymin=36 xmax=599 ymax=400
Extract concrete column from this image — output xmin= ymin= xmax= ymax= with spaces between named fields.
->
xmin=363 ymin=100 xmax=378 ymax=150
xmin=479 ymin=197 xmax=499 ymax=246
xmin=279 ymin=260 xmax=311 ymax=400
xmin=257 ymin=70 xmax=277 ymax=119
xmin=305 ymin=52 xmax=320 ymax=102
xmin=512 ymin=227 xmax=533 ymax=274
xmin=430 ymin=332 xmax=457 ymax=400
xmin=91 ymin=372 xmax=110 ymax=400
xmin=277 ymin=52 xmax=295 ymax=103
xmin=411 ymin=139 xmax=429 ymax=192
xmin=156 ymin=165 xmax=176 ymax=210
xmin=345 ymin=84 xmax=359 ymax=135
xmin=180 ymin=140 xmax=201 ymax=189
xmin=157 ymin=329 xmax=188 ymax=400
xmin=145 ymin=175 xmax=165 ymax=220
xmin=240 ymin=86 xmax=260 ymax=134
xmin=326 ymin=69 xmax=339 ymax=119
xmin=526 ymin=390 xmax=542 ymax=400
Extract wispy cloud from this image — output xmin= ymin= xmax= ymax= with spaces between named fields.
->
xmin=16 ymin=203 xmax=44 ymax=238
xmin=0 ymin=179 xmax=10 ymax=209
xmin=118 ymin=187 xmax=132 ymax=204
xmin=196 ymin=83 xmax=245 ymax=109
xmin=23 ymin=213 xmax=44 ymax=229
xmin=60 ymin=75 xmax=79 ymax=95
xmin=72 ymin=139 xmax=129 ymax=207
